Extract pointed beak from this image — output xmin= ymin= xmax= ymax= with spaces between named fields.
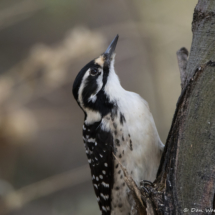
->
xmin=104 ymin=35 xmax=119 ymax=63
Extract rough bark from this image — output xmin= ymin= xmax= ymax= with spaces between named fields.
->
xmin=137 ymin=1 xmax=215 ymax=214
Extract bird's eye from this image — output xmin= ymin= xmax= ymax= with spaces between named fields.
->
xmin=90 ymin=68 xmax=98 ymax=76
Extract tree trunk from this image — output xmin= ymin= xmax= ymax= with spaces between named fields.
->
xmin=136 ymin=1 xmax=215 ymax=214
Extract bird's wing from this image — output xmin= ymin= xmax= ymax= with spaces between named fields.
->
xmin=83 ymin=122 xmax=114 ymax=215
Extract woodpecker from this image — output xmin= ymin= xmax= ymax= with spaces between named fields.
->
xmin=73 ymin=35 xmax=164 ymax=215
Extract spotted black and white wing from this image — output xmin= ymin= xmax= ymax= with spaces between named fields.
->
xmin=83 ymin=122 xmax=114 ymax=215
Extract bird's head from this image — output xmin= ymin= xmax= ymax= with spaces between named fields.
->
xmin=73 ymin=35 xmax=121 ymax=123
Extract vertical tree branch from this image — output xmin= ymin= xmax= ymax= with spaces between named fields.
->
xmin=139 ymin=1 xmax=215 ymax=214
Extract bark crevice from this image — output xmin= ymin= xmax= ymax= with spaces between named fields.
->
xmin=192 ymin=9 xmax=215 ymax=31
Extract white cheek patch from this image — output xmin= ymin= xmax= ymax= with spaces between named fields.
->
xmin=88 ymin=70 xmax=103 ymax=103
xmin=78 ymin=68 xmax=102 ymax=124
xmin=88 ymin=95 xmax=97 ymax=103
xmin=78 ymin=69 xmax=91 ymax=107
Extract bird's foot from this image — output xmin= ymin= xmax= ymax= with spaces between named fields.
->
xmin=140 ymin=179 xmax=154 ymax=188
xmin=140 ymin=180 xmax=160 ymax=199
xmin=140 ymin=181 xmax=165 ymax=213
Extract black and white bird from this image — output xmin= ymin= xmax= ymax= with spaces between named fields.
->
xmin=73 ymin=35 xmax=164 ymax=215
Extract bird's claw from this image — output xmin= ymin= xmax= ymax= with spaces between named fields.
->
xmin=140 ymin=179 xmax=154 ymax=187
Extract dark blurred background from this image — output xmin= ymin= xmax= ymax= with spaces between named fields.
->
xmin=0 ymin=0 xmax=197 ymax=214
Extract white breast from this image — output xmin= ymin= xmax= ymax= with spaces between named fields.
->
xmin=101 ymin=90 xmax=164 ymax=215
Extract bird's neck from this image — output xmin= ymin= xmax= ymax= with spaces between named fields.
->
xmin=104 ymin=68 xmax=126 ymax=102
